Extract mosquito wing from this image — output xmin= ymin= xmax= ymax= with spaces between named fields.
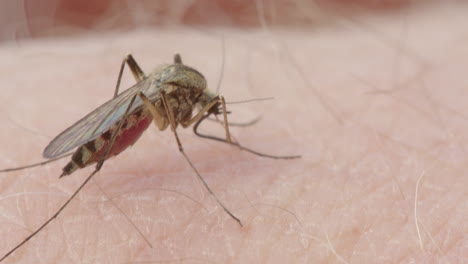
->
xmin=43 ymin=74 xmax=164 ymax=159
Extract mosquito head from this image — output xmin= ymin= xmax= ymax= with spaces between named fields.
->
xmin=168 ymin=54 xmax=225 ymax=116
xmin=198 ymin=90 xmax=231 ymax=115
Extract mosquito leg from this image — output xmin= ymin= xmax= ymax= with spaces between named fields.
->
xmin=137 ymin=92 xmax=168 ymax=130
xmin=160 ymin=91 xmax=184 ymax=152
xmin=181 ymin=96 xmax=232 ymax=144
xmin=194 ymin=114 xmax=301 ymax=160
xmin=181 ymin=96 xmax=220 ymax=129
xmin=0 ymin=166 xmax=99 ymax=261
xmin=219 ymin=96 xmax=232 ymax=144
xmin=0 ymin=94 xmax=140 ymax=262
xmin=163 ymin=93 xmax=241 ymax=226
xmin=179 ymin=150 xmax=242 ymax=226
xmin=206 ymin=115 xmax=261 ymax=128
xmin=139 ymin=92 xmax=242 ymax=226
xmin=113 ymin=54 xmax=146 ymax=98
xmin=92 ymin=180 xmax=153 ymax=248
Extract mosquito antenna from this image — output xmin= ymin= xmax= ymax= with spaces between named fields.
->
xmin=0 ymin=153 xmax=72 ymax=173
xmin=194 ymin=114 xmax=300 ymax=160
xmin=226 ymin=97 xmax=274 ymax=105
xmin=215 ymin=35 xmax=225 ymax=94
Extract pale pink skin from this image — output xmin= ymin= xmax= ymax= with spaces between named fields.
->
xmin=0 ymin=2 xmax=467 ymax=263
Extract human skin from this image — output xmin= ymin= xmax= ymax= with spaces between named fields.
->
xmin=0 ymin=2 xmax=467 ymax=264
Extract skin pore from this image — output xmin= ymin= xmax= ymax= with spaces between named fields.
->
xmin=0 ymin=1 xmax=467 ymax=263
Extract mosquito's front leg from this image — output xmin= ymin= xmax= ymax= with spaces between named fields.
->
xmin=113 ymin=54 xmax=146 ymax=98
xmin=219 ymin=96 xmax=232 ymax=144
xmin=137 ymin=92 xmax=169 ymax=130
xmin=138 ymin=91 xmax=242 ymax=226
xmin=137 ymin=91 xmax=183 ymax=151
xmin=181 ymin=95 xmax=232 ymax=144
xmin=161 ymin=91 xmax=184 ymax=151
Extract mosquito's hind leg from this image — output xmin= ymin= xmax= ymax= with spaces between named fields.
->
xmin=0 ymin=93 xmax=142 ymax=262
xmin=113 ymin=54 xmax=146 ymax=98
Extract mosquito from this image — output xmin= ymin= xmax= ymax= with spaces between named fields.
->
xmin=0 ymin=53 xmax=299 ymax=261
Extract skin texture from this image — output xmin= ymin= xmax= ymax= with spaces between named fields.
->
xmin=0 ymin=2 xmax=467 ymax=263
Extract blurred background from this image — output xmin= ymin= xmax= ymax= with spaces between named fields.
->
xmin=0 ymin=0 xmax=426 ymax=42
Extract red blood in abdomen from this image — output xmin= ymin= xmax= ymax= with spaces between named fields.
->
xmin=91 ymin=114 xmax=152 ymax=163
xmin=108 ymin=116 xmax=152 ymax=156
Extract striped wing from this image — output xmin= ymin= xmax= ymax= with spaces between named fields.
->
xmin=43 ymin=75 xmax=163 ymax=159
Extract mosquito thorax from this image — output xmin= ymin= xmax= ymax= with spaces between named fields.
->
xmin=160 ymin=64 xmax=207 ymax=89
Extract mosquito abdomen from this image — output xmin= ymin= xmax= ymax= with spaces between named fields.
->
xmin=61 ymin=110 xmax=152 ymax=177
